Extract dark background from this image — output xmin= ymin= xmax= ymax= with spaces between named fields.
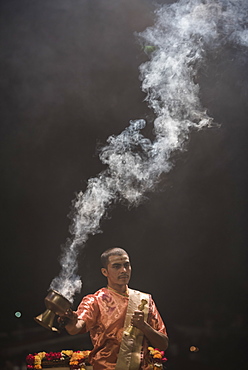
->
xmin=0 ymin=0 xmax=247 ymax=369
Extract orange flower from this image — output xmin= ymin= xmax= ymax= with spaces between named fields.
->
xmin=153 ymin=353 xmax=162 ymax=359
xmin=69 ymin=350 xmax=91 ymax=367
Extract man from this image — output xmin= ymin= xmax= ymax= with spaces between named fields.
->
xmin=61 ymin=247 xmax=168 ymax=369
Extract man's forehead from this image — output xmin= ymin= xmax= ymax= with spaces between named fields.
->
xmin=108 ymin=254 xmax=130 ymax=264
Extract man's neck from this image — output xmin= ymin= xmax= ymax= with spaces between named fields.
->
xmin=107 ymin=283 xmax=128 ymax=296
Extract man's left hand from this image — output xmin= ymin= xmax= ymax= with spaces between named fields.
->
xmin=131 ymin=310 xmax=146 ymax=330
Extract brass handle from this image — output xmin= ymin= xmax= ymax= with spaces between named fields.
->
xmin=124 ymin=299 xmax=148 ymax=336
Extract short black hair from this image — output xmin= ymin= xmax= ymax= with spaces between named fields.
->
xmin=101 ymin=247 xmax=129 ymax=268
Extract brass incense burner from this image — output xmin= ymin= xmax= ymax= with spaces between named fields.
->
xmin=34 ymin=289 xmax=71 ymax=332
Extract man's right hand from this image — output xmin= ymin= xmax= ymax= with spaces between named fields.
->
xmin=58 ymin=309 xmax=77 ymax=327
xmin=58 ymin=309 xmax=85 ymax=335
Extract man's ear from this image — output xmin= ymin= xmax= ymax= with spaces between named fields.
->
xmin=101 ymin=267 xmax=108 ymax=277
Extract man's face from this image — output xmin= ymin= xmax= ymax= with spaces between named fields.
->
xmin=101 ymin=254 xmax=131 ymax=287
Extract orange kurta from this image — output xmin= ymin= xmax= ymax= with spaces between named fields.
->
xmin=76 ymin=287 xmax=167 ymax=370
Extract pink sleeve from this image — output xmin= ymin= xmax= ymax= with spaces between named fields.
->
xmin=148 ymin=296 xmax=168 ymax=336
xmin=76 ymin=294 xmax=100 ymax=333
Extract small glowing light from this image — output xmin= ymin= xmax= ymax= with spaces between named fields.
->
xmin=15 ymin=311 xmax=22 ymax=318
xmin=190 ymin=346 xmax=199 ymax=352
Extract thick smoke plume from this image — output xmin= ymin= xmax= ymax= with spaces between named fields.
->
xmin=50 ymin=0 xmax=248 ymax=302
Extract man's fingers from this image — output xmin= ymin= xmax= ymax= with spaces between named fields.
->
xmin=133 ymin=310 xmax=144 ymax=318
xmin=59 ymin=309 xmax=77 ymax=320
xmin=65 ymin=309 xmax=74 ymax=316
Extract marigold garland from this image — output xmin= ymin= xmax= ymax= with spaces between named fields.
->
xmin=26 ymin=348 xmax=166 ymax=369
xmin=26 ymin=350 xmax=91 ymax=369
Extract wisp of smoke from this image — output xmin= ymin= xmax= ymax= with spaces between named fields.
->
xmin=50 ymin=0 xmax=248 ymax=302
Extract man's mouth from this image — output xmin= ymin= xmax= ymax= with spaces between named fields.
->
xmin=119 ymin=275 xmax=129 ymax=279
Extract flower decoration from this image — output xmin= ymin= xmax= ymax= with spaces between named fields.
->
xmin=26 ymin=352 xmax=46 ymax=369
xmin=26 ymin=350 xmax=91 ymax=369
xmin=26 ymin=354 xmax=35 ymax=369
xmin=45 ymin=351 xmax=62 ymax=361
xmin=62 ymin=350 xmax=74 ymax=357
xmin=69 ymin=350 xmax=91 ymax=369
xmin=147 ymin=347 xmax=167 ymax=369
